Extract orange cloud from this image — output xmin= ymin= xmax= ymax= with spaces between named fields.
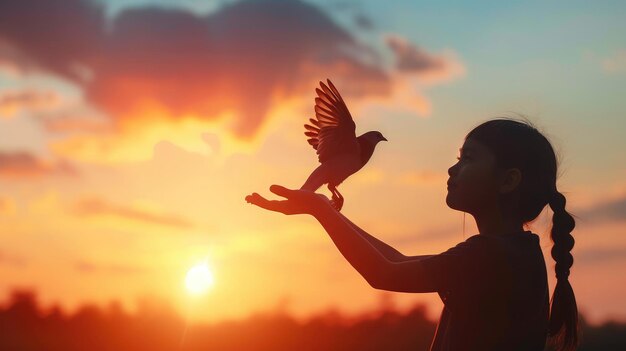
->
xmin=74 ymin=260 xmax=148 ymax=275
xmin=72 ymin=196 xmax=196 ymax=229
xmin=395 ymin=169 xmax=448 ymax=187
xmin=0 ymin=151 xmax=78 ymax=178
xmin=0 ymin=196 xmax=16 ymax=216
xmin=352 ymin=167 xmax=386 ymax=185
xmin=0 ymin=250 xmax=26 ymax=267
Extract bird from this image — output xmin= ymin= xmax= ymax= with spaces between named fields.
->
xmin=300 ymin=79 xmax=387 ymax=211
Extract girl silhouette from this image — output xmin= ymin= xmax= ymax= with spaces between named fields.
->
xmin=246 ymin=117 xmax=579 ymax=351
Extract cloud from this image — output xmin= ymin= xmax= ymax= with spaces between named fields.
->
xmin=0 ymin=56 xmax=22 ymax=77
xmin=0 ymin=0 xmax=105 ymax=81
xmin=0 ymin=151 xmax=78 ymax=178
xmin=354 ymin=14 xmax=375 ymax=31
xmin=0 ymin=250 xmax=27 ymax=267
xmin=74 ymin=260 xmax=147 ymax=274
xmin=347 ymin=34 xmax=464 ymax=117
xmin=40 ymin=113 xmax=114 ymax=134
xmin=393 ymin=223 xmax=462 ymax=245
xmin=352 ymin=167 xmax=385 ymax=185
xmin=385 ymin=34 xmax=465 ymax=84
xmin=576 ymin=247 xmax=626 ymax=264
xmin=602 ymin=49 xmax=626 ymax=74
xmin=0 ymin=89 xmax=63 ymax=118
xmin=578 ymin=195 xmax=626 ymax=223
xmin=0 ymin=0 xmax=388 ymax=137
xmin=0 ymin=196 xmax=16 ymax=215
xmin=395 ymin=169 xmax=447 ymax=187
xmin=0 ymin=0 xmax=465 ymax=160
xmin=0 ymin=37 xmax=54 ymax=77
xmin=72 ymin=196 xmax=196 ymax=229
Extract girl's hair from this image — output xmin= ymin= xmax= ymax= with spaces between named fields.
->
xmin=465 ymin=116 xmax=579 ymax=351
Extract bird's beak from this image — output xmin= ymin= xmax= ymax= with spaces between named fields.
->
xmin=382 ymin=137 xmax=388 ymax=141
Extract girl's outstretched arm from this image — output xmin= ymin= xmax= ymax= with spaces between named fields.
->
xmin=312 ymin=200 xmax=396 ymax=288
xmin=320 ymin=199 xmax=486 ymax=293
xmin=335 ymin=211 xmax=435 ymax=263
xmin=246 ymin=185 xmax=444 ymax=292
xmin=246 ymin=185 xmax=394 ymax=287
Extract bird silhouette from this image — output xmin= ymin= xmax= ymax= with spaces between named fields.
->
xmin=301 ymin=79 xmax=387 ymax=211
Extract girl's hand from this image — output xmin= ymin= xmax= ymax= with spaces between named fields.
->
xmin=245 ymin=185 xmax=332 ymax=216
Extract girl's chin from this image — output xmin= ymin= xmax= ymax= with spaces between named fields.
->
xmin=445 ymin=193 xmax=467 ymax=212
xmin=445 ymin=194 xmax=456 ymax=208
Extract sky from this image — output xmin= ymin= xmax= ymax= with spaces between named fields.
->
xmin=0 ymin=0 xmax=625 ymax=326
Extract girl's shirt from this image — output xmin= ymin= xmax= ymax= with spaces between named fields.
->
xmin=424 ymin=231 xmax=549 ymax=351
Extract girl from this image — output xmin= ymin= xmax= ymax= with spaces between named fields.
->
xmin=245 ymin=117 xmax=579 ymax=351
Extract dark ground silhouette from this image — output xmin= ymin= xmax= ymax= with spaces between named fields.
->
xmin=0 ymin=289 xmax=623 ymax=350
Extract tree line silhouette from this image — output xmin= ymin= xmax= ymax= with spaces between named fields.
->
xmin=0 ymin=289 xmax=623 ymax=350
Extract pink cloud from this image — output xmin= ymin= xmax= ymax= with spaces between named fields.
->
xmin=385 ymin=34 xmax=465 ymax=83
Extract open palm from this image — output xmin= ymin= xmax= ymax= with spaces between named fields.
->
xmin=245 ymin=185 xmax=332 ymax=216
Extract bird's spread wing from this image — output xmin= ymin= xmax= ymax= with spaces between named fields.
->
xmin=303 ymin=79 xmax=359 ymax=163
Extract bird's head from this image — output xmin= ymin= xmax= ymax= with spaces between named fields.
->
xmin=363 ymin=131 xmax=388 ymax=144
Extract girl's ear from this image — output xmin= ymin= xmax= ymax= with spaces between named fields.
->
xmin=498 ymin=168 xmax=522 ymax=194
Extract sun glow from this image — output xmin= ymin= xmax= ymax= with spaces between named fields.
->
xmin=185 ymin=262 xmax=214 ymax=295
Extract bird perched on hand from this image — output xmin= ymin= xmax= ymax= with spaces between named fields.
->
xmin=301 ymin=79 xmax=387 ymax=211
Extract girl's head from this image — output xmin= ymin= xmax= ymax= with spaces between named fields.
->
xmin=447 ymin=117 xmax=559 ymax=219
xmin=447 ymin=116 xmax=579 ymax=351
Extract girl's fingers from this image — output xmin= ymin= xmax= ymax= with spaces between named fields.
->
xmin=245 ymin=192 xmax=265 ymax=205
xmin=245 ymin=193 xmax=290 ymax=214
xmin=245 ymin=193 xmax=258 ymax=203
xmin=246 ymin=193 xmax=272 ymax=208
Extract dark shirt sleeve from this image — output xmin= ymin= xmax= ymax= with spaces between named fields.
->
xmin=402 ymin=235 xmax=490 ymax=293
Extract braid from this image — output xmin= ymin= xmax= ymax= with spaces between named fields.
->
xmin=547 ymin=190 xmax=579 ymax=351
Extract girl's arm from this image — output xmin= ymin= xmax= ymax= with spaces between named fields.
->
xmin=313 ymin=203 xmax=393 ymax=288
xmin=315 ymin=204 xmax=438 ymax=291
xmin=335 ymin=211 xmax=435 ymax=263
xmin=245 ymin=185 xmax=441 ymax=292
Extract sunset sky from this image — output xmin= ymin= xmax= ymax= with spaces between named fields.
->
xmin=1 ymin=0 xmax=625 ymax=326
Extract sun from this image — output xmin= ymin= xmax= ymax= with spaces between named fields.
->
xmin=185 ymin=262 xmax=214 ymax=295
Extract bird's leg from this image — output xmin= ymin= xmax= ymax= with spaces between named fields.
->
xmin=327 ymin=184 xmax=338 ymax=207
xmin=335 ymin=188 xmax=344 ymax=211
xmin=327 ymin=184 xmax=339 ymax=210
xmin=327 ymin=184 xmax=344 ymax=211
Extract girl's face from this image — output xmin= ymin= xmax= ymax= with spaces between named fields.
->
xmin=446 ymin=138 xmax=501 ymax=215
